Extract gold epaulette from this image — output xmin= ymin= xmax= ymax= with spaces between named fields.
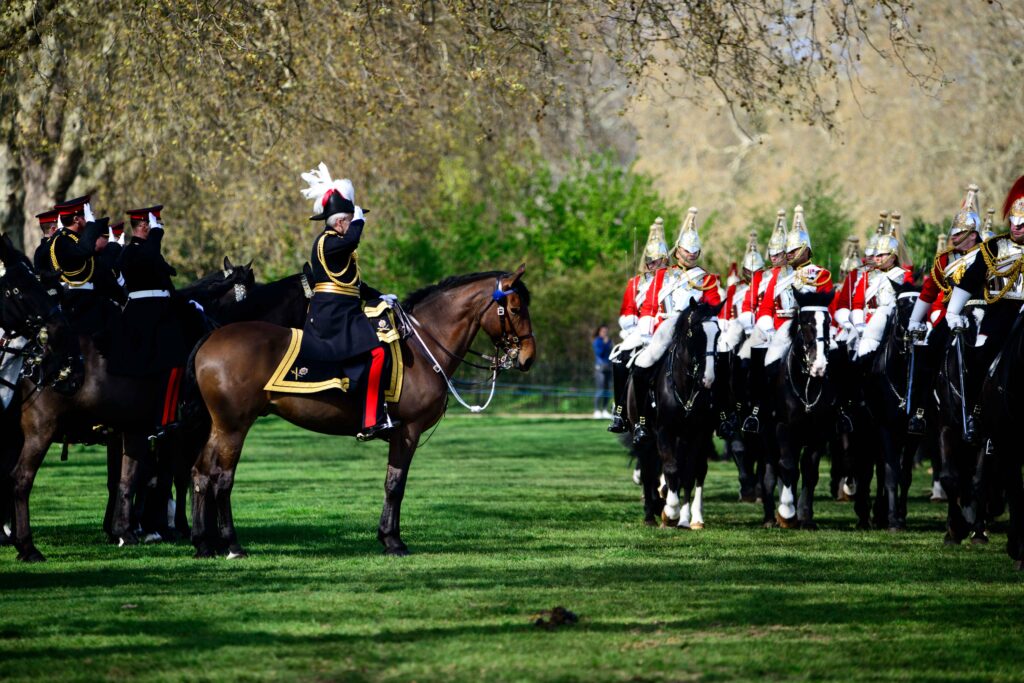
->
xmin=694 ymin=274 xmax=718 ymax=292
xmin=49 ymin=230 xmax=94 ymax=285
xmin=980 ymin=233 xmax=1023 ymax=303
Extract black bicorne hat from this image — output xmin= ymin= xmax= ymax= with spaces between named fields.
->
xmin=309 ymin=189 xmax=355 ymax=221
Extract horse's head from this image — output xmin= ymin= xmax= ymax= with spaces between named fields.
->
xmin=673 ymin=302 xmax=723 ymax=389
xmin=480 ymin=264 xmax=535 ymax=371
xmin=182 ymin=257 xmax=256 ymax=309
xmin=0 ymin=238 xmax=83 ymax=394
xmin=793 ymin=292 xmax=834 ymax=379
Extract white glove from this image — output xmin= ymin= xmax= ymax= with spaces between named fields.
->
xmin=908 ymin=321 xmax=927 ymax=340
xmin=83 ymin=202 xmax=95 ymax=222
xmin=381 ymin=293 xmax=398 ymax=307
xmin=148 ymin=211 xmax=163 ymax=230
xmin=189 ymin=299 xmax=205 ymax=313
xmin=946 ymin=312 xmax=968 ymax=332
xmin=116 ymin=231 xmax=125 ymax=246
xmin=353 ymin=205 xmax=364 ymax=222
xmin=107 ymin=225 xmax=116 ymax=241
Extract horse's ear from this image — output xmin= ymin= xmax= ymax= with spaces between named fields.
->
xmin=244 ymin=259 xmax=253 ymax=270
xmin=509 ymin=263 xmax=526 ymax=284
xmin=223 ymin=256 xmax=233 ymax=270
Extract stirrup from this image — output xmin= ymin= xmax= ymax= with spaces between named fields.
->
xmin=906 ymin=410 xmax=926 ymax=436
xmin=357 ymin=416 xmax=401 ymax=442
xmin=716 ymin=411 xmax=736 ymax=439
xmin=741 ymin=407 xmax=760 ymax=434
xmin=836 ymin=409 xmax=854 ymax=435
xmin=607 ymin=415 xmax=628 ymax=433
xmin=963 ymin=415 xmax=978 ymax=445
xmin=632 ymin=424 xmax=650 ymax=446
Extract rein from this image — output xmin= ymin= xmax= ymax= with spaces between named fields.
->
xmin=786 ymin=307 xmax=828 ymax=412
xmin=396 ymin=278 xmax=531 ymax=413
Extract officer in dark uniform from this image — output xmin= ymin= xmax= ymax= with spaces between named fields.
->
xmin=32 ymin=209 xmax=61 ymax=273
xmin=302 ymin=170 xmax=397 ymax=441
xmin=49 ymin=196 xmax=124 ymax=345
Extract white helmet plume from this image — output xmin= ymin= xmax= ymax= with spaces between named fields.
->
xmin=300 ymin=162 xmax=355 ymax=215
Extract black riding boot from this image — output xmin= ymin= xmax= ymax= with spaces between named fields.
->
xmin=742 ymin=348 xmax=768 ymax=434
xmin=631 ymin=364 xmax=655 ymax=446
xmin=608 ymin=354 xmax=630 ymax=433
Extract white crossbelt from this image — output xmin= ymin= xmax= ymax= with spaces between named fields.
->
xmin=127 ymin=289 xmax=171 ymax=300
xmin=65 ymin=282 xmax=94 ymax=290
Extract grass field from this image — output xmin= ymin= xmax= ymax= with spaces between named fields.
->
xmin=1 ymin=416 xmax=1022 ymax=682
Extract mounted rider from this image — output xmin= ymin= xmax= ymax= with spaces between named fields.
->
xmin=32 ymin=209 xmax=61 ymax=274
xmin=607 ymin=218 xmax=669 ymax=434
xmin=631 ymin=207 xmax=721 ymax=444
xmin=942 ymin=176 xmax=1024 ymax=443
xmin=717 ymin=232 xmax=765 ymax=352
xmin=834 ymin=212 xmax=886 ymax=348
xmin=755 ymin=205 xmax=834 ymax=374
xmin=49 ymin=195 xmax=125 ymax=343
xmin=299 ymin=163 xmax=397 ymax=442
xmin=740 ymin=210 xmax=788 ymax=433
xmin=852 ymin=211 xmax=914 ymax=359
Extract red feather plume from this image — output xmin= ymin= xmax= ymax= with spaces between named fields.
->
xmin=1002 ymin=175 xmax=1024 ymax=219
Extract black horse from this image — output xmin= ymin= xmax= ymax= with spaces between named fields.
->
xmin=933 ymin=307 xmax=992 ymax=545
xmin=646 ymin=303 xmax=721 ymax=529
xmin=859 ymin=291 xmax=923 ymax=531
xmin=201 ymin=262 xmax=313 ymax=328
xmin=763 ymin=293 xmax=836 ymax=529
xmin=980 ymin=309 xmax=1024 ymax=570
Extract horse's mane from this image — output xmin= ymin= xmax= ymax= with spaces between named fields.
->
xmin=403 ymin=271 xmax=531 ymax=310
xmin=671 ymin=302 xmax=722 ymax=345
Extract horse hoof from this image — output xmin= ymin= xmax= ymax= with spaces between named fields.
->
xmin=1013 ymin=560 xmax=1023 ymax=571
xmin=738 ymin=494 xmax=757 ymax=504
xmin=887 ymin=526 xmax=906 ymax=534
xmin=690 ymin=522 xmax=705 ymax=530
xmin=16 ymin=548 xmax=46 ymax=563
xmin=384 ymin=545 xmax=409 ymax=557
xmin=226 ymin=549 xmax=248 ymax=560
xmin=762 ymin=518 xmax=779 ymax=529
xmin=776 ymin=512 xmax=798 ymax=529
xmin=643 ymin=517 xmax=658 ymax=527
xmin=800 ymin=521 xmax=819 ymax=531
xmin=193 ymin=545 xmax=217 ymax=559
xmin=943 ymin=533 xmax=962 ymax=546
xmin=970 ymin=532 xmax=989 ymax=545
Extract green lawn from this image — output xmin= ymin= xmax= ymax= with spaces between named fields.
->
xmin=1 ymin=416 xmax=1021 ymax=682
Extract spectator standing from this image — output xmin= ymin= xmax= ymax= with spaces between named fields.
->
xmin=592 ymin=324 xmax=613 ymax=418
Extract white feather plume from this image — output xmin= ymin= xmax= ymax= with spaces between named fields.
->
xmin=300 ymin=162 xmax=355 ymax=214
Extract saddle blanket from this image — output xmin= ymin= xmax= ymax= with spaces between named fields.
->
xmin=263 ymin=302 xmax=404 ymax=402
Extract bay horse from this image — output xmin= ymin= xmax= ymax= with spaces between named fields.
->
xmin=5 ymin=260 xmax=255 ymax=561
xmin=186 ymin=267 xmax=534 ymax=558
xmin=763 ymin=293 xmax=836 ymax=529
xmin=860 ymin=291 xmax=923 ymax=531
xmin=980 ymin=309 xmax=1024 ymax=570
xmin=648 ymin=303 xmax=721 ymax=529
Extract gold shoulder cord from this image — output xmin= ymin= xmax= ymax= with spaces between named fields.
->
xmin=980 ymin=233 xmax=1022 ymax=304
xmin=690 ymin=273 xmax=717 ymax=292
xmin=316 ymin=232 xmax=360 ymax=288
xmin=49 ymin=231 xmax=93 ymax=285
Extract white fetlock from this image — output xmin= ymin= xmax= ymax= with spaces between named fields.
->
xmin=143 ymin=532 xmax=163 ymax=544
xmin=118 ymin=537 xmax=127 ymax=548
xmin=677 ymin=502 xmax=692 ymax=529
xmin=963 ymin=504 xmax=977 ymax=525
xmin=226 ymin=551 xmax=244 ymax=560
xmin=632 ymin=468 xmax=642 ymax=486
xmin=778 ymin=485 xmax=796 ymax=519
xmin=842 ymin=478 xmax=857 ymax=497
xmin=167 ymin=499 xmax=177 ymax=529
xmin=931 ymin=480 xmax=947 ymax=501
xmin=664 ymin=489 xmax=680 ymax=520
xmin=2 ymin=523 xmax=11 ymax=537
xmin=691 ymin=486 xmax=705 ymax=528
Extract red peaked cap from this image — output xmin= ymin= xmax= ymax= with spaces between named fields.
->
xmin=728 ymin=262 xmax=737 ymax=275
xmin=54 ymin=195 xmax=91 ymax=217
xmin=109 ymin=221 xmax=125 ymax=235
xmin=1002 ymin=175 xmax=1024 ymax=219
xmin=35 ymin=209 xmax=60 ymax=226
xmin=126 ymin=205 xmax=163 ymax=222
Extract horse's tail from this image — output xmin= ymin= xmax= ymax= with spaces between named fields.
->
xmin=178 ymin=331 xmax=214 ymax=447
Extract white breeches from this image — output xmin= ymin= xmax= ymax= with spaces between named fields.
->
xmin=634 ymin=314 xmax=679 ymax=368
xmin=856 ymin=305 xmax=892 ymax=358
xmin=764 ymin=321 xmax=792 ymax=366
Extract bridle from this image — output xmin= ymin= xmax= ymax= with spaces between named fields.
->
xmin=398 ymin=277 xmax=533 ymax=412
xmin=881 ymin=293 xmax=917 ymax=409
xmin=665 ymin=311 xmax=714 ymax=415
xmin=786 ymin=306 xmax=829 ymax=412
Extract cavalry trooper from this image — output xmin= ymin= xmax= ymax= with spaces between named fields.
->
xmin=740 ymin=210 xmax=787 ymax=433
xmin=834 ymin=212 xmax=887 ymax=346
xmin=852 ymin=212 xmax=914 ymax=358
xmin=49 ymin=195 xmax=124 ymax=342
xmin=631 ymin=207 xmax=721 ymax=444
xmin=982 ymin=208 xmax=997 ymax=241
xmin=608 ymin=218 xmax=669 ymax=434
xmin=300 ymin=164 xmax=397 ymax=441
xmin=32 ymin=209 xmax=61 ymax=273
xmin=755 ymin=204 xmax=833 ymax=376
xmin=906 ymin=185 xmax=984 ymax=435
xmin=942 ymin=176 xmax=1024 ymax=443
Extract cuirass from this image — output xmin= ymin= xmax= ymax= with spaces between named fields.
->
xmin=986 ymin=238 xmax=1024 ymax=301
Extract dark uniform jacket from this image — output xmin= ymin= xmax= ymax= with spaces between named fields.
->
xmin=49 ymin=223 xmax=124 ymax=342
xmin=958 ymin=235 xmax=1020 ymax=347
xmin=111 ymin=229 xmax=190 ymax=376
xmin=302 ymin=220 xmax=382 ymax=363
xmin=33 ymin=236 xmax=54 ymax=273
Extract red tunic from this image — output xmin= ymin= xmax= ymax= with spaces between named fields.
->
xmin=757 ymin=264 xmax=833 ymax=329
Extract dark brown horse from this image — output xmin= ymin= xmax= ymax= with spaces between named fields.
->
xmin=187 ymin=267 xmax=535 ymax=558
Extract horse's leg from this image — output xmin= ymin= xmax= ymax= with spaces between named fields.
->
xmin=191 ymin=437 xmax=221 ymax=558
xmin=758 ymin=432 xmax=779 ymax=527
xmin=377 ymin=427 xmax=421 ymax=556
xmin=879 ymin=425 xmax=902 ymax=531
xmin=897 ymin=439 xmax=915 ymax=529
xmin=9 ymin=430 xmax=55 ymax=562
xmin=211 ymin=431 xmax=248 ymax=558
xmin=658 ymin=431 xmax=682 ymax=525
xmin=690 ymin=440 xmax=709 ymax=529
xmin=103 ymin=436 xmax=121 ymax=543
xmin=797 ymin=439 xmax=823 ymax=530
xmin=774 ymin=421 xmax=799 ymax=528
xmin=938 ymin=428 xmax=968 ymax=544
xmin=851 ymin=426 xmax=873 ymax=529
xmin=999 ymin=437 xmax=1024 ymax=569
xmin=674 ymin=438 xmax=696 ymax=530
xmin=638 ymin=442 xmax=664 ymax=526
xmin=968 ymin=444 xmax=992 ymax=544
xmin=112 ymin=434 xmax=148 ymax=546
